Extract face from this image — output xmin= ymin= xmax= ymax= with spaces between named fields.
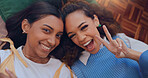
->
xmin=23 ymin=15 xmax=63 ymax=58
xmin=65 ymin=11 xmax=101 ymax=54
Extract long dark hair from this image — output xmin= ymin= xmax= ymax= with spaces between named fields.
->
xmin=0 ymin=1 xmax=66 ymax=60
xmin=62 ymin=0 xmax=121 ymax=66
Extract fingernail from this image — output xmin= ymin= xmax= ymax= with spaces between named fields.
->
xmin=5 ymin=67 xmax=9 ymax=72
xmin=120 ymin=44 xmax=122 ymax=47
xmin=95 ymin=35 xmax=99 ymax=37
xmin=120 ymin=45 xmax=122 ymax=48
xmin=95 ymin=35 xmax=99 ymax=39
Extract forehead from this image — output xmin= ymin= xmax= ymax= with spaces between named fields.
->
xmin=65 ymin=11 xmax=91 ymax=29
xmin=32 ymin=15 xmax=63 ymax=31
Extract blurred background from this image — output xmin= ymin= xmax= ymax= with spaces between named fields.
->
xmin=96 ymin=0 xmax=148 ymax=44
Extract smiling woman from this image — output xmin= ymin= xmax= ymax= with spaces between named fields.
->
xmin=62 ymin=0 xmax=148 ymax=78
xmin=0 ymin=1 xmax=74 ymax=78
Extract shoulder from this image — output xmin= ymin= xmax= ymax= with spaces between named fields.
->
xmin=139 ymin=50 xmax=148 ymax=66
xmin=50 ymin=57 xmax=63 ymax=65
xmin=138 ymin=50 xmax=148 ymax=77
xmin=60 ymin=63 xmax=77 ymax=78
xmin=50 ymin=57 xmax=76 ymax=78
xmin=0 ymin=49 xmax=11 ymax=63
xmin=51 ymin=57 xmax=69 ymax=72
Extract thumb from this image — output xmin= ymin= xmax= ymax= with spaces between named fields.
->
xmin=5 ymin=68 xmax=17 ymax=78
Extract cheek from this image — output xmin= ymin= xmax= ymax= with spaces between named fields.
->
xmin=89 ymin=27 xmax=100 ymax=35
xmin=28 ymin=28 xmax=43 ymax=38
xmin=55 ymin=39 xmax=60 ymax=46
xmin=72 ymin=39 xmax=81 ymax=46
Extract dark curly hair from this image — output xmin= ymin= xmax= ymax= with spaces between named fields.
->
xmin=62 ymin=0 xmax=121 ymax=66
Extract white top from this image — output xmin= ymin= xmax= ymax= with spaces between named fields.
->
xmin=0 ymin=46 xmax=75 ymax=78
xmin=79 ymin=33 xmax=148 ymax=65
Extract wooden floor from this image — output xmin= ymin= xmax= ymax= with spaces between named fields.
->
xmin=96 ymin=0 xmax=148 ymax=44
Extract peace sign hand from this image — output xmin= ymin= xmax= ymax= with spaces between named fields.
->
xmin=96 ymin=25 xmax=129 ymax=58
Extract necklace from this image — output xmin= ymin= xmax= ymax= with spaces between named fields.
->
xmin=22 ymin=46 xmax=50 ymax=64
xmin=24 ymin=53 xmax=50 ymax=64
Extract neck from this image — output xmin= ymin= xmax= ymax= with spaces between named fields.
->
xmin=22 ymin=46 xmax=50 ymax=64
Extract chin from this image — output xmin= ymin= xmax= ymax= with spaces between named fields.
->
xmin=39 ymin=55 xmax=49 ymax=58
xmin=89 ymin=48 xmax=100 ymax=54
xmin=89 ymin=51 xmax=98 ymax=54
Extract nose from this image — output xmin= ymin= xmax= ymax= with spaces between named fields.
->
xmin=47 ymin=37 xmax=56 ymax=47
xmin=77 ymin=33 xmax=86 ymax=43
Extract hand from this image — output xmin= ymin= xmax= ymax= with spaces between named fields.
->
xmin=0 ymin=68 xmax=17 ymax=78
xmin=96 ymin=25 xmax=130 ymax=58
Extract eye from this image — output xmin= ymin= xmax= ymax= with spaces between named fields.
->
xmin=69 ymin=34 xmax=76 ymax=39
xmin=81 ymin=25 xmax=88 ymax=30
xmin=43 ymin=29 xmax=51 ymax=33
xmin=56 ymin=33 xmax=63 ymax=39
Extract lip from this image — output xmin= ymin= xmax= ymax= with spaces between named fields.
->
xmin=40 ymin=43 xmax=51 ymax=52
xmin=83 ymin=40 xmax=92 ymax=47
xmin=85 ymin=39 xmax=95 ymax=52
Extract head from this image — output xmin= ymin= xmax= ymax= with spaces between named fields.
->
xmin=62 ymin=0 xmax=121 ymax=54
xmin=62 ymin=0 xmax=121 ymax=65
xmin=62 ymin=0 xmax=100 ymax=54
xmin=2 ymin=1 xmax=64 ymax=59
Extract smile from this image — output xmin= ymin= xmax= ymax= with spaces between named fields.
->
xmin=83 ymin=40 xmax=92 ymax=46
xmin=83 ymin=39 xmax=95 ymax=52
xmin=41 ymin=44 xmax=51 ymax=51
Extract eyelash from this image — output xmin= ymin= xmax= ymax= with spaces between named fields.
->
xmin=69 ymin=34 xmax=76 ymax=39
xmin=69 ymin=25 xmax=88 ymax=39
xmin=56 ymin=34 xmax=63 ymax=39
xmin=81 ymin=25 xmax=88 ymax=30
xmin=43 ymin=29 xmax=50 ymax=33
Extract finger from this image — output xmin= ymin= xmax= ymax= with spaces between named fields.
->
xmin=116 ymin=46 xmax=122 ymax=55
xmin=115 ymin=51 xmax=124 ymax=58
xmin=102 ymin=25 xmax=113 ymax=42
xmin=5 ymin=68 xmax=17 ymax=78
xmin=95 ymin=35 xmax=109 ymax=47
xmin=0 ymin=73 xmax=8 ymax=78
xmin=116 ymin=38 xmax=122 ymax=48
xmin=121 ymin=39 xmax=127 ymax=48
xmin=114 ymin=38 xmax=122 ymax=57
xmin=115 ymin=47 xmax=122 ymax=58
xmin=112 ymin=40 xmax=119 ymax=48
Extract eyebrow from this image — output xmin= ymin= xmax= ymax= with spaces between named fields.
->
xmin=78 ymin=22 xmax=86 ymax=28
xmin=67 ymin=32 xmax=73 ymax=36
xmin=43 ymin=24 xmax=53 ymax=30
xmin=58 ymin=32 xmax=63 ymax=34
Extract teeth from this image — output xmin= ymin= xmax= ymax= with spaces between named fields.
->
xmin=41 ymin=44 xmax=51 ymax=50
xmin=83 ymin=40 xmax=92 ymax=46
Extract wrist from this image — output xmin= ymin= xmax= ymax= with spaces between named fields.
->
xmin=127 ymin=48 xmax=142 ymax=62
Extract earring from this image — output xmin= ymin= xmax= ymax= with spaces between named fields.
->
xmin=98 ymin=24 xmax=101 ymax=27
xmin=22 ymin=31 xmax=26 ymax=33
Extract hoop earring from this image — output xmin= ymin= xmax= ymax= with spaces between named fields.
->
xmin=22 ymin=31 xmax=26 ymax=34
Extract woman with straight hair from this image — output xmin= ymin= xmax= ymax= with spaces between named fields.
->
xmin=0 ymin=1 xmax=74 ymax=78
